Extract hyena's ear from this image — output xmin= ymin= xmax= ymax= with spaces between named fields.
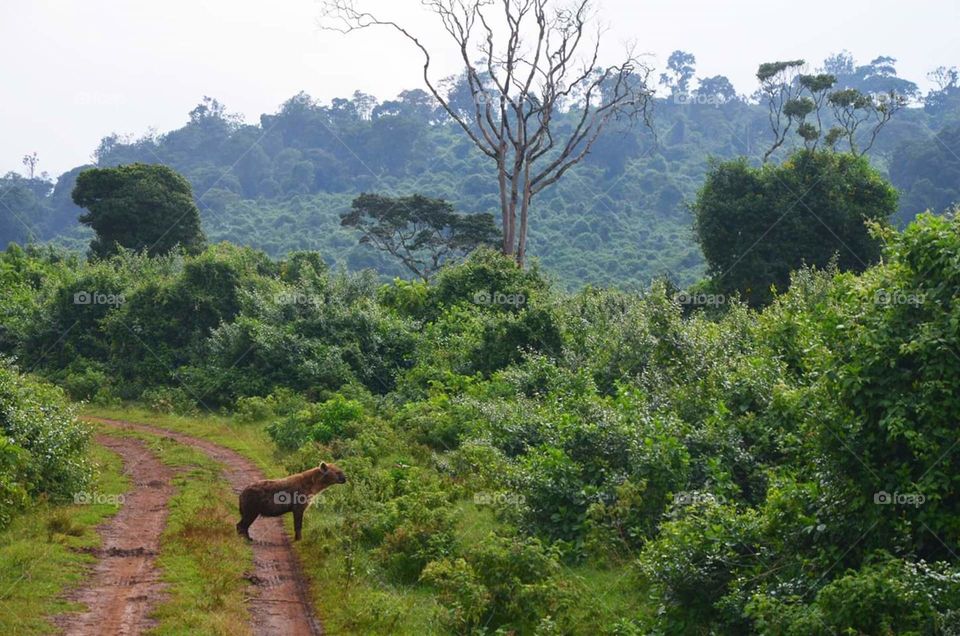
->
xmin=320 ymin=462 xmax=328 ymax=472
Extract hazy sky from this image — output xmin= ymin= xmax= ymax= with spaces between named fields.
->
xmin=2 ymin=0 xmax=958 ymax=177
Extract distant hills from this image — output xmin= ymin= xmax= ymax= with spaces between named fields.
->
xmin=3 ymin=52 xmax=959 ymax=288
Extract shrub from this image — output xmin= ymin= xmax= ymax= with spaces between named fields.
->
xmin=0 ymin=360 xmax=91 ymax=504
xmin=746 ymin=557 xmax=960 ymax=635
xmin=141 ymin=386 xmax=198 ymax=414
xmin=423 ymin=534 xmax=578 ymax=634
xmin=266 ymin=395 xmax=365 ymax=451
xmin=234 ymin=387 xmax=306 ymax=424
xmin=0 ymin=438 xmax=29 ymax=529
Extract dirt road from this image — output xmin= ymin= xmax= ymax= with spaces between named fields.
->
xmin=60 ymin=417 xmax=324 ymax=636
xmin=56 ymin=434 xmax=175 ymax=636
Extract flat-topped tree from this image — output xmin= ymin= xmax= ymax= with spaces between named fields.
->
xmin=342 ymin=193 xmax=499 ymax=281
xmin=72 ymin=163 xmax=206 ymax=258
xmin=757 ymin=58 xmax=907 ymax=161
xmin=322 ymin=0 xmax=652 ymax=267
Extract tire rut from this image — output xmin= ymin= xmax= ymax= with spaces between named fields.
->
xmin=55 ymin=434 xmax=175 ymax=636
xmin=84 ymin=417 xmax=324 ymax=636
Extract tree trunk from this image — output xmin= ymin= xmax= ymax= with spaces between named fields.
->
xmin=516 ymin=164 xmax=532 ymax=267
xmin=497 ymin=153 xmax=512 ymax=255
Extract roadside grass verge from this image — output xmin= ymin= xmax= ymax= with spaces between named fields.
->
xmin=101 ymin=427 xmax=254 ymax=636
xmin=0 ymin=443 xmax=127 ymax=635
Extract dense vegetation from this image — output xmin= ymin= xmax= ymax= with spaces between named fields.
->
xmin=693 ymin=149 xmax=898 ymax=306
xmin=0 ymin=360 xmax=90 ymax=529
xmin=2 ymin=200 xmax=960 ymax=630
xmin=4 ymin=53 xmax=960 ymax=288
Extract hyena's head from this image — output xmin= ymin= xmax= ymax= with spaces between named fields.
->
xmin=309 ymin=462 xmax=346 ymax=493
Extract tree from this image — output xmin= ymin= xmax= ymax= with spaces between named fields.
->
xmin=756 ymin=59 xmax=905 ymax=160
xmin=825 ymin=88 xmax=906 ymax=156
xmin=660 ymin=50 xmax=696 ymax=97
xmin=889 ymin=122 xmax=960 ymax=224
xmin=322 ymin=0 xmax=652 ymax=266
xmin=21 ymin=152 xmax=39 ymax=179
xmin=695 ymin=75 xmax=737 ymax=105
xmin=924 ymin=65 xmax=960 ymax=115
xmin=693 ymin=150 xmax=898 ymax=306
xmin=72 ymin=163 xmax=206 ymax=258
xmin=756 ymin=59 xmax=807 ymax=162
xmin=928 ymin=65 xmax=959 ymax=93
xmin=822 ymin=52 xmax=919 ymax=100
xmin=341 ymin=193 xmax=499 ymax=280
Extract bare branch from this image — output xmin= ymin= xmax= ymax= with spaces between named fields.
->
xmin=321 ymin=0 xmax=652 ymax=265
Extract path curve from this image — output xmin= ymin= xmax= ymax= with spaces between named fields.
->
xmin=85 ymin=417 xmax=324 ymax=636
xmin=56 ymin=434 xmax=175 ymax=636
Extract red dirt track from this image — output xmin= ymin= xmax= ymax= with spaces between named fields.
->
xmin=55 ymin=434 xmax=174 ymax=636
xmin=57 ymin=417 xmax=323 ymax=636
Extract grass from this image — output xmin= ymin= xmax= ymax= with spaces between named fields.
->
xmin=0 ymin=442 xmax=128 ymax=635
xmin=297 ymin=511 xmax=446 ymax=635
xmin=101 ymin=427 xmax=254 ymax=636
xmin=86 ymin=405 xmax=447 ymax=635
xmin=82 ymin=405 xmax=646 ymax=634
xmin=82 ymin=405 xmax=279 ymax=476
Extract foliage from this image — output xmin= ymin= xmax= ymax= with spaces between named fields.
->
xmin=266 ymin=395 xmax=365 ymax=451
xmin=4 ymin=200 xmax=960 ymax=631
xmin=72 ymin=163 xmax=206 ymax=258
xmin=693 ymin=150 xmax=898 ymax=306
xmin=0 ymin=360 xmax=90 ymax=520
xmin=341 ymin=193 xmax=498 ymax=280
xmin=6 ymin=52 xmax=952 ymax=290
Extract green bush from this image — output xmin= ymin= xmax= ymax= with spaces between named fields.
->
xmin=746 ymin=557 xmax=960 ymax=635
xmin=0 ymin=437 xmax=29 ymax=529
xmin=141 ymin=385 xmax=198 ymax=414
xmin=422 ymin=534 xmax=578 ymax=634
xmin=234 ymin=387 xmax=306 ymax=423
xmin=266 ymin=395 xmax=365 ymax=451
xmin=0 ymin=360 xmax=91 ymax=505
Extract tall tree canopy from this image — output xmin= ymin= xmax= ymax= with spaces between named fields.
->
xmin=693 ymin=149 xmax=898 ymax=306
xmin=72 ymin=163 xmax=206 ymax=258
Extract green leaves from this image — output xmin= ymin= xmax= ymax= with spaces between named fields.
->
xmin=693 ymin=150 xmax=897 ymax=307
xmin=341 ymin=193 xmax=499 ymax=281
xmin=73 ymin=163 xmax=206 ymax=258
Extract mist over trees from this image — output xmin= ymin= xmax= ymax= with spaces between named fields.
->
xmin=1 ymin=50 xmax=958 ymax=288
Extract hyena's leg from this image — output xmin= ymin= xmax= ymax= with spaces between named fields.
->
xmin=237 ymin=496 xmax=258 ymax=540
xmin=293 ymin=506 xmax=305 ymax=541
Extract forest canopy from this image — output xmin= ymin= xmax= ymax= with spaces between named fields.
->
xmin=3 ymin=53 xmax=959 ymax=289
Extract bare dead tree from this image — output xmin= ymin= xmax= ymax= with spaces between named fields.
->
xmin=321 ymin=0 xmax=652 ymax=266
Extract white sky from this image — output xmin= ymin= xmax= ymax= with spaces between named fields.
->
xmin=2 ymin=0 xmax=958 ymax=177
